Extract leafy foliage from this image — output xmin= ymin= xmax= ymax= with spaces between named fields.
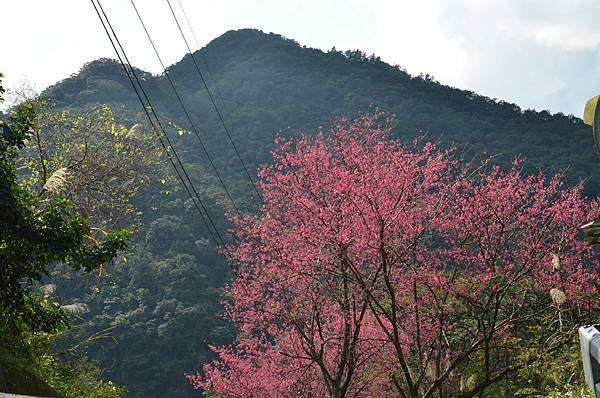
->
xmin=1 ymin=103 xmax=128 ymax=338
xmin=20 ymin=101 xmax=167 ymax=230
xmin=0 ymin=73 xmax=129 ymax=396
xmin=36 ymin=29 xmax=600 ymax=397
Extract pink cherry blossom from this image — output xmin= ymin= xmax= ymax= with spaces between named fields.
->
xmin=188 ymin=113 xmax=600 ymax=397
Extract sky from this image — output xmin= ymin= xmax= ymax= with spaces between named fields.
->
xmin=2 ymin=0 xmax=600 ymax=116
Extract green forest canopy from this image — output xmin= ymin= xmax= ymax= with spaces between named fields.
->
xmin=37 ymin=28 xmax=598 ymax=397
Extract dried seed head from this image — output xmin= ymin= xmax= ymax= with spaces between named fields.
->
xmin=40 ymin=283 xmax=57 ymax=295
xmin=550 ymin=288 xmax=566 ymax=306
xmin=42 ymin=167 xmax=68 ymax=193
xmin=551 ymin=253 xmax=560 ymax=270
xmin=62 ymin=303 xmax=89 ymax=315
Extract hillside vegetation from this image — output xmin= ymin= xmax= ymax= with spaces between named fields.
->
xmin=39 ymin=29 xmax=598 ymax=397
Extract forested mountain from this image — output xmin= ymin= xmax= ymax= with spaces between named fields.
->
xmin=40 ymin=28 xmax=598 ymax=397
xmin=45 ymin=29 xmax=597 ymax=195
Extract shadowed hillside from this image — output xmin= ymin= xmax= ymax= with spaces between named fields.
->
xmin=40 ymin=28 xmax=598 ymax=398
xmin=44 ymin=28 xmax=597 ymax=195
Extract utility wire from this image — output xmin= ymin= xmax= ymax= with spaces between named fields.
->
xmin=165 ymin=0 xmax=263 ymax=202
xmin=91 ymin=0 xmax=217 ymax=242
xmin=130 ymin=0 xmax=241 ymax=216
xmin=175 ymin=0 xmax=230 ymax=118
xmin=176 ymin=0 xmax=201 ymax=49
xmin=93 ymin=0 xmax=224 ymax=245
xmin=90 ymin=0 xmax=226 ymax=247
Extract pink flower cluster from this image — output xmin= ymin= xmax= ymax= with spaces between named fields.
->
xmin=188 ymin=113 xmax=600 ymax=397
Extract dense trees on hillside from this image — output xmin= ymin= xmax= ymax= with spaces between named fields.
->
xmin=0 ymin=73 xmax=129 ymax=397
xmin=189 ymin=114 xmax=599 ymax=397
xmin=21 ymin=101 xmax=166 ymax=230
xmin=43 ymin=29 xmax=596 ymax=198
xmin=34 ymin=29 xmax=600 ymax=396
xmin=50 ymin=210 xmax=233 ymax=397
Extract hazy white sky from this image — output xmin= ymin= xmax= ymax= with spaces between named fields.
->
xmin=2 ymin=0 xmax=600 ymax=116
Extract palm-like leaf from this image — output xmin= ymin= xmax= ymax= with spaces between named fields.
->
xmin=42 ymin=167 xmax=68 ymax=194
xmin=61 ymin=303 xmax=89 ymax=316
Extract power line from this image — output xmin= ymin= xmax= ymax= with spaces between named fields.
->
xmin=176 ymin=0 xmax=201 ymax=49
xmin=92 ymin=0 xmax=224 ymax=246
xmin=90 ymin=0 xmax=226 ymax=247
xmin=130 ymin=0 xmax=242 ymax=216
xmin=165 ymin=0 xmax=263 ymax=202
xmin=175 ymin=0 xmax=230 ymax=119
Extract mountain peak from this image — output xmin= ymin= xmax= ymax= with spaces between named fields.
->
xmin=204 ymin=28 xmax=299 ymax=51
xmin=168 ymin=28 xmax=301 ymax=75
xmin=39 ymin=28 xmax=593 ymax=196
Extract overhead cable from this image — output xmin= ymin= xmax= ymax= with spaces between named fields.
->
xmin=175 ymin=0 xmax=230 ymax=120
xmin=130 ymin=0 xmax=242 ymax=216
xmin=90 ymin=0 xmax=226 ymax=247
xmin=165 ymin=0 xmax=263 ymax=202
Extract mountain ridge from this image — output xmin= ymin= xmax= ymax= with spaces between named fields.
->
xmin=36 ymin=28 xmax=599 ymax=398
xmin=44 ymin=28 xmax=594 ymax=193
xmin=47 ymin=28 xmax=584 ymax=123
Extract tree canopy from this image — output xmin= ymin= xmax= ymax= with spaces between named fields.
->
xmin=33 ymin=29 xmax=600 ymax=397
xmin=0 ymin=73 xmax=132 ymax=397
xmin=189 ymin=114 xmax=599 ymax=397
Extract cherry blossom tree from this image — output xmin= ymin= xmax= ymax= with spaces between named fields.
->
xmin=188 ymin=113 xmax=599 ymax=397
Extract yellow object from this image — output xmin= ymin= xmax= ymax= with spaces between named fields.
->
xmin=583 ymin=95 xmax=600 ymax=126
